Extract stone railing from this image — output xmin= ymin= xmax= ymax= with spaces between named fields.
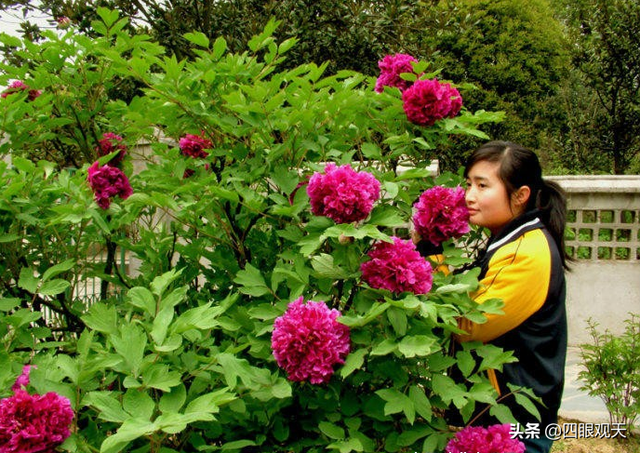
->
xmin=549 ymin=176 xmax=640 ymax=345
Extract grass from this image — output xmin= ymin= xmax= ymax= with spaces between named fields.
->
xmin=550 ymin=418 xmax=640 ymax=453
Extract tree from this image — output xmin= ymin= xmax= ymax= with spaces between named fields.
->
xmin=419 ymin=0 xmax=572 ymax=171
xmin=557 ymin=0 xmax=640 ymax=174
xmin=2 ymin=0 xmax=423 ymax=75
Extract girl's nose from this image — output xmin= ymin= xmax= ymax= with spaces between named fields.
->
xmin=465 ymin=187 xmax=475 ymax=204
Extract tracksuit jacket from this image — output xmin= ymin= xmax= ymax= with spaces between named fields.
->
xmin=455 ymin=210 xmax=568 ymax=429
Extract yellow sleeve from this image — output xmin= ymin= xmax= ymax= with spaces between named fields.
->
xmin=457 ymin=230 xmax=551 ymax=343
xmin=427 ymin=254 xmax=450 ymax=275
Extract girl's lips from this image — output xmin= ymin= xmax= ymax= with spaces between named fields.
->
xmin=467 ymin=208 xmax=478 ymax=215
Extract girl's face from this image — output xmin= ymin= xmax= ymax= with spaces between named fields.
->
xmin=465 ymin=160 xmax=524 ymax=235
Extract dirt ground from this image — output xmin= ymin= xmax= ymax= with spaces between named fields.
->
xmin=550 ymin=418 xmax=639 ymax=453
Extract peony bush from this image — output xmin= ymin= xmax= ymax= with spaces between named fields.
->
xmin=0 ymin=9 xmax=532 ymax=453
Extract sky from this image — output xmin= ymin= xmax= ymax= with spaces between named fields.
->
xmin=0 ymin=3 xmax=54 ymax=37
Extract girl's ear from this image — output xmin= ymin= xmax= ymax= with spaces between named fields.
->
xmin=513 ymin=185 xmax=531 ymax=207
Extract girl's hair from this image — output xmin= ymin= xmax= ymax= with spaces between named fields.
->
xmin=464 ymin=140 xmax=570 ymax=268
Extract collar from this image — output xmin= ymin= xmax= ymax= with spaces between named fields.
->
xmin=486 ymin=210 xmax=544 ymax=254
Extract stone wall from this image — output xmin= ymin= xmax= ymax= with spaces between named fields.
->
xmin=549 ymin=176 xmax=640 ymax=345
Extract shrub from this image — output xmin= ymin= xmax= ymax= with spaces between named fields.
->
xmin=0 ymin=9 xmax=527 ymax=453
xmin=579 ymin=315 xmax=640 ymax=431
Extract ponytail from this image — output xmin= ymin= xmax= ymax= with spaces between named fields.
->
xmin=536 ymin=179 xmax=570 ymax=269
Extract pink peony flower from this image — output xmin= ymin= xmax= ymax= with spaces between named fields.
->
xmin=445 ymin=424 xmax=525 ymax=453
xmin=87 ymin=161 xmax=133 ymax=209
xmin=96 ymin=132 xmax=127 ymax=165
xmin=11 ymin=365 xmax=35 ymax=392
xmin=375 ymin=53 xmax=419 ymax=93
xmin=402 ymin=78 xmax=462 ymax=126
xmin=307 ymin=163 xmax=381 ymax=224
xmin=1 ymin=80 xmax=41 ymax=101
xmin=179 ymin=133 xmax=212 ymax=159
xmin=0 ymin=389 xmax=74 ymax=453
xmin=272 ymin=297 xmax=351 ymax=384
xmin=413 ymin=186 xmax=470 ymax=246
xmin=360 ymin=236 xmax=433 ymax=295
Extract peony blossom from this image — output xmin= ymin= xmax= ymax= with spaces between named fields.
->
xmin=307 ymin=163 xmax=380 ymax=224
xmin=402 ymin=78 xmax=462 ymax=126
xmin=413 ymin=185 xmax=470 ymax=246
xmin=0 ymin=389 xmax=74 ymax=453
xmin=375 ymin=53 xmax=419 ymax=93
xmin=445 ymin=424 xmax=525 ymax=453
xmin=179 ymin=132 xmax=212 ymax=159
xmin=1 ymin=80 xmax=41 ymax=101
xmin=97 ymin=132 xmax=127 ymax=165
xmin=87 ymin=161 xmax=133 ymax=209
xmin=272 ymin=297 xmax=350 ymax=384
xmin=360 ymin=236 xmax=433 ymax=295
xmin=11 ymin=365 xmax=35 ymax=392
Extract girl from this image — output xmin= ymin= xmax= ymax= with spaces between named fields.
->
xmin=424 ymin=141 xmax=569 ymax=453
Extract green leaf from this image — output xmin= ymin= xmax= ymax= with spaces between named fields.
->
xmin=150 ymin=269 xmax=183 ymax=297
xmin=247 ymin=304 xmax=281 ymax=321
xmin=157 ymin=285 xmax=188 ymax=313
xmin=39 ymin=279 xmax=70 ymax=296
xmin=340 ymin=348 xmax=368 ymax=378
xmin=327 ymin=438 xmax=364 ymax=453
xmin=0 ymin=298 xmax=21 ymax=312
xmin=367 ymin=206 xmax=405 ymax=227
xmin=387 ymin=307 xmax=407 ymax=336
xmin=151 ymin=308 xmax=174 ymax=345
xmin=436 ymin=283 xmax=475 ymax=294
xmin=0 ymin=233 xmax=19 ymax=243
xmin=183 ymin=31 xmax=209 ymax=48
xmin=477 ymin=345 xmax=517 ymax=372
xmin=159 ymin=384 xmax=187 ymax=413
xmin=376 ymin=389 xmax=415 ymax=424
xmin=96 ymin=7 xmax=120 ymax=27
xmin=111 ymin=324 xmax=147 ymax=376
xmin=456 ymin=350 xmax=476 ymax=377
xmin=142 ymin=364 xmax=182 ymax=392
xmin=18 ymin=267 xmax=39 ymax=294
xmin=212 ymin=37 xmax=227 ymax=59
xmin=409 ymin=385 xmax=433 ymax=421
xmin=431 ymin=374 xmax=468 ymax=409
xmin=5 ymin=309 xmax=41 ymax=328
xmin=154 ymin=412 xmax=188 ymax=434
xmin=41 ymin=261 xmax=75 ymax=285
xmin=370 ymin=339 xmax=397 ymax=356
xmin=233 ymin=263 xmax=270 ymax=297
xmin=397 ymin=335 xmax=436 ymax=358
xmin=84 ymin=392 xmax=128 ymax=423
xmin=514 ymin=391 xmax=541 ymax=420
xmin=278 ymin=37 xmax=298 ymax=54
xmin=489 ymin=403 xmax=516 ymax=424
xmin=311 ymin=254 xmax=352 ymax=279
xmin=82 ymin=303 xmax=119 ymax=335
xmin=185 ymin=388 xmax=235 ymax=415
xmin=172 ymin=302 xmax=224 ymax=333
xmin=127 ymin=287 xmax=156 ymax=315
xmin=123 ymin=388 xmax=155 ymax=419
xmin=11 ymin=156 xmax=36 ymax=173
xmin=221 ymin=440 xmax=257 ymax=450
xmin=100 ymin=418 xmax=157 ymax=453
xmin=319 ymin=421 xmax=345 ymax=440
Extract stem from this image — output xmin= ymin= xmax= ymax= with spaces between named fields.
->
xmin=101 ymin=237 xmax=117 ymax=300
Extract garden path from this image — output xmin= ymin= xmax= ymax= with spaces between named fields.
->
xmin=559 ymin=346 xmax=609 ymax=424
